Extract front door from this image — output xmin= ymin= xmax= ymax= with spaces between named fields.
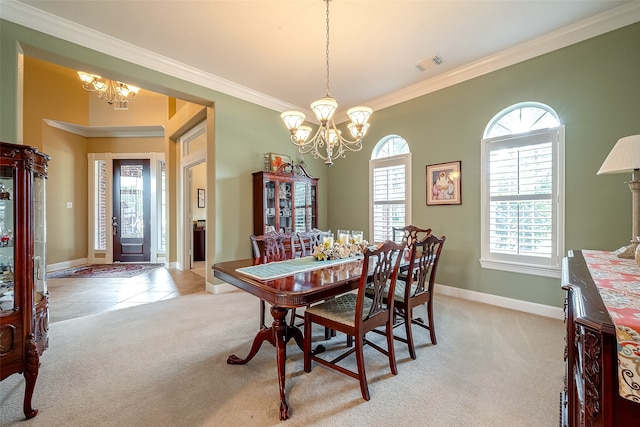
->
xmin=113 ymin=159 xmax=151 ymax=262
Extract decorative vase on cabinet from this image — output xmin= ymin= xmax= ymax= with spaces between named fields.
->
xmin=0 ymin=142 xmax=50 ymax=419
xmin=252 ymin=163 xmax=318 ymax=235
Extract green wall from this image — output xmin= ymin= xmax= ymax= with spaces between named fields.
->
xmin=1 ymin=18 xmax=638 ymax=308
xmin=0 ymin=19 xmax=328 ymax=270
xmin=325 ymin=22 xmax=640 ymax=307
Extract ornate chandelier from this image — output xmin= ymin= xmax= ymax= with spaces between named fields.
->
xmin=77 ymin=71 xmax=140 ymax=109
xmin=281 ymin=0 xmax=372 ymax=167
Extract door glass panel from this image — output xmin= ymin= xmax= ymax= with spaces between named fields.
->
xmin=120 ymin=164 xmax=144 ymax=239
xmin=94 ymin=160 xmax=107 ymax=250
xmin=0 ymin=166 xmax=15 ymax=312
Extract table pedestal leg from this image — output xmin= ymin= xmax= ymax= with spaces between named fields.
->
xmin=272 ymin=306 xmax=290 ymax=420
xmin=227 ymin=305 xmax=303 ymax=420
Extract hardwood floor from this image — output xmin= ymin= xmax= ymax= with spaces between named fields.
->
xmin=47 ymin=266 xmax=206 ymax=323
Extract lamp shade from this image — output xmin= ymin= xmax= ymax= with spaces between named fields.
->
xmin=598 ymin=134 xmax=640 ymax=174
xmin=311 ymin=97 xmax=338 ymax=122
xmin=294 ymin=126 xmax=312 ymax=144
xmin=346 ymin=106 xmax=372 ymax=126
xmin=281 ymin=111 xmax=306 ymax=131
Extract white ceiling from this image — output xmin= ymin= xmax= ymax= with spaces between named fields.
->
xmin=4 ymin=1 xmax=640 ymax=120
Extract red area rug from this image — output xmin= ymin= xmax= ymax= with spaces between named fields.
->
xmin=47 ymin=263 xmax=164 ymax=279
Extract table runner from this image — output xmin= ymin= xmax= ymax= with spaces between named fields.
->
xmin=236 ymin=255 xmax=363 ymax=280
xmin=582 ymin=250 xmax=640 ymax=402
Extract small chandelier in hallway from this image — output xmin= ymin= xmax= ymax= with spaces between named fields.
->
xmin=280 ymin=0 xmax=373 ymax=167
xmin=78 ymin=71 xmax=140 ymax=110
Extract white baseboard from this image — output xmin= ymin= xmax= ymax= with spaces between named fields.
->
xmin=435 ymin=283 xmax=563 ymax=320
xmin=46 ymin=260 xmax=564 ymax=319
xmin=207 ymin=281 xmax=236 ymax=294
xmin=204 ymin=279 xmax=564 ymax=319
xmin=47 ymin=258 xmax=88 ymax=272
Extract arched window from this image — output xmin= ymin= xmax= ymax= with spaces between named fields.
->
xmin=372 ymin=135 xmax=409 ymax=158
xmin=369 ymin=135 xmax=411 ymax=243
xmin=480 ymin=102 xmax=564 ymax=277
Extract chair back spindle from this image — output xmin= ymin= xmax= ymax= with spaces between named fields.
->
xmin=250 ymin=232 xmax=291 ymax=264
xmin=392 ymin=225 xmax=431 ymax=251
xmin=364 ymin=243 xmax=403 ymax=321
xmin=407 ymin=234 xmax=446 ymax=299
xmin=292 ymin=229 xmax=332 ymax=257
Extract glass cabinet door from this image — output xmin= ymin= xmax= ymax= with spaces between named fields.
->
xmin=278 ymin=181 xmax=292 ymax=233
xmin=33 ymin=173 xmax=46 ymax=305
xmin=293 ymin=182 xmax=310 ymax=232
xmin=264 ymin=180 xmax=276 ymax=232
xmin=310 ymin=184 xmax=317 ymax=229
xmin=0 ymin=166 xmax=15 ymax=312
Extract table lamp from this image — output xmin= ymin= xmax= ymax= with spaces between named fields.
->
xmin=597 ymin=134 xmax=640 ymax=258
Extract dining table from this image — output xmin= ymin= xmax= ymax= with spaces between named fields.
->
xmin=212 ymin=252 xmax=410 ymax=420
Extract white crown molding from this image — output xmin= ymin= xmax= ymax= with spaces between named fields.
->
xmin=2 ymin=1 xmax=639 ymax=117
xmin=0 ymin=0 xmax=295 ymax=113
xmin=368 ymin=2 xmax=640 ymax=112
xmin=44 ymin=119 xmax=164 ymax=138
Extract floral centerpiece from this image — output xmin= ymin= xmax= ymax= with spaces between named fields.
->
xmin=312 ymin=239 xmax=369 ymax=261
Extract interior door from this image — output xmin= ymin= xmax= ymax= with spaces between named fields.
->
xmin=113 ymin=159 xmax=151 ymax=262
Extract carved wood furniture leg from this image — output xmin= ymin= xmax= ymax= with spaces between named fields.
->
xmin=227 ymin=327 xmax=275 ymax=365
xmin=285 ymin=322 xmax=304 ymax=351
xmin=23 ymin=334 xmax=40 ymax=419
xmin=271 ymin=306 xmax=291 ymax=420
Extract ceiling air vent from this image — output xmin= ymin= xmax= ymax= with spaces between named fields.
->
xmin=416 ymin=54 xmax=445 ymax=72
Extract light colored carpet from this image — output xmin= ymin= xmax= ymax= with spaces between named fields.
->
xmin=0 ymin=290 xmax=564 ymax=426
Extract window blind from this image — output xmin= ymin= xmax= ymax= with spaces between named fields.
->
xmin=372 ymin=164 xmax=406 ymax=242
xmin=488 ymin=140 xmax=553 ymax=257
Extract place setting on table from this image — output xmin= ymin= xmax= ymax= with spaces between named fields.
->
xmin=235 ymin=230 xmax=368 ymax=281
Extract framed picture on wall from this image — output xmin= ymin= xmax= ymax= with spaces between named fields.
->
xmin=426 ymin=161 xmax=462 ymax=205
xmin=197 ymin=188 xmax=205 ymax=208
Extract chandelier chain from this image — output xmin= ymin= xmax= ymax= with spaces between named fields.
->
xmin=280 ymin=0 xmax=372 ymax=166
xmin=324 ymin=0 xmax=330 ymax=97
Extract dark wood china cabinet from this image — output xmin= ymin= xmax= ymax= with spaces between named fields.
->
xmin=252 ymin=163 xmax=318 ymax=235
xmin=0 ymin=142 xmax=50 ymax=419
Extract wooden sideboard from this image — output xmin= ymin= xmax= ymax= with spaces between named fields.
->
xmin=560 ymin=250 xmax=640 ymax=426
xmin=193 ymin=223 xmax=205 ymax=262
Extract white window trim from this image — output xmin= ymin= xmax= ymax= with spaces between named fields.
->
xmin=479 ymin=126 xmax=565 ymax=278
xmin=369 ymin=153 xmax=412 ymax=243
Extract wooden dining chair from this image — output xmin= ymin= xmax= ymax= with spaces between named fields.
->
xmin=289 ymin=229 xmax=332 ymax=330
xmin=391 ymin=225 xmax=431 ymax=279
xmin=376 ymin=234 xmax=445 ymax=359
xmin=392 ymin=225 xmax=431 ymax=249
xmin=250 ymin=232 xmax=293 ymax=329
xmin=250 ymin=232 xmax=291 ymax=263
xmin=291 ymin=229 xmax=331 ymax=258
xmin=303 ymin=240 xmax=405 ymax=401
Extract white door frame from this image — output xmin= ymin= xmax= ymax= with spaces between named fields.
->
xmin=87 ymin=152 xmax=164 ymax=264
xmin=178 ymin=121 xmax=206 ymax=271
